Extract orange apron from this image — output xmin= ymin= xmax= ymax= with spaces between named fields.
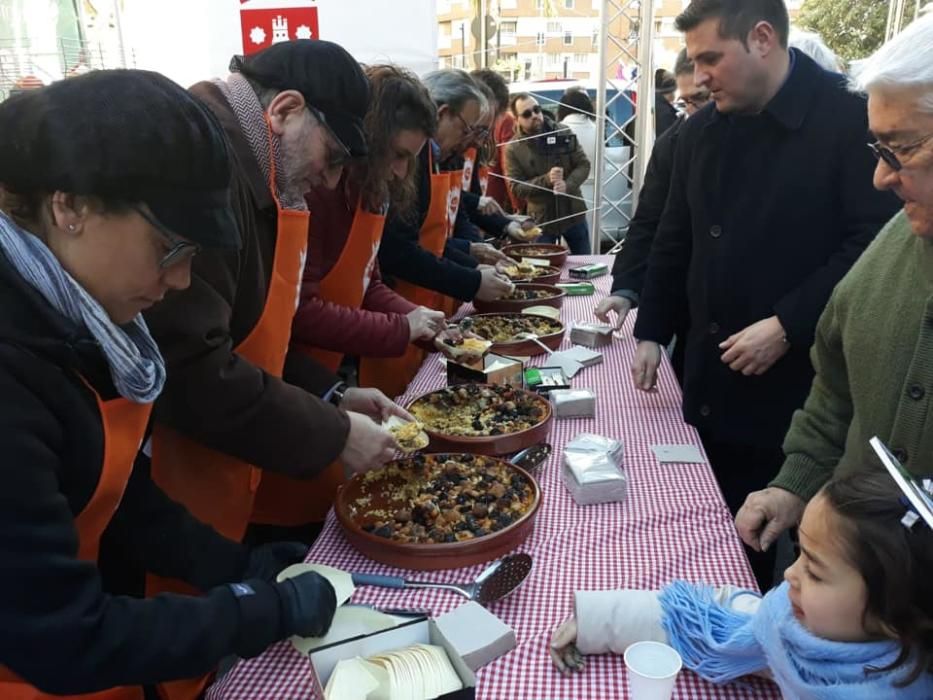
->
xmin=146 ymin=123 xmax=309 ymax=700
xmin=250 ymin=201 xmax=386 ymax=527
xmin=477 ymin=165 xmax=490 ymax=197
xmin=358 ymin=148 xmax=452 ymax=398
xmin=0 ymin=383 xmax=151 ymax=700
xmin=439 ymin=152 xmax=469 ymax=319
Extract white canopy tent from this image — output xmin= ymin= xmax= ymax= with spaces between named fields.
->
xmin=124 ymin=0 xmax=438 ymax=89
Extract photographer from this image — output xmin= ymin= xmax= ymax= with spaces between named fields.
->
xmin=505 ymin=94 xmax=592 ymax=254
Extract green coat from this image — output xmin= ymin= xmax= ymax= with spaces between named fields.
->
xmin=772 ymin=210 xmax=933 ymax=500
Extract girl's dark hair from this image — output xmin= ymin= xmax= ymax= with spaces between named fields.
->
xmin=822 ymin=471 xmax=933 ymax=686
xmin=352 ymin=64 xmax=437 ymax=217
xmin=556 ymin=87 xmax=595 ymax=123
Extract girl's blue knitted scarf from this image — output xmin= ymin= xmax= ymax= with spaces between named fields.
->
xmin=659 ymin=580 xmax=933 ymax=698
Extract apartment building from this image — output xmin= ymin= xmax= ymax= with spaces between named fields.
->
xmin=437 ymin=0 xmax=801 ymax=82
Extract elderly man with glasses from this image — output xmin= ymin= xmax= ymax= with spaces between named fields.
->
xmin=737 ymin=13 xmax=933 ymax=563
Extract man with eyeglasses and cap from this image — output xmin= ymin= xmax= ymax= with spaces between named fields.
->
xmin=126 ymin=40 xmax=406 ymax=700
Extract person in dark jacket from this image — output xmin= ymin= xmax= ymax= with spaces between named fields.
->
xmin=595 ymin=49 xmax=709 ymax=380
xmin=505 ymin=93 xmax=592 ymax=253
xmin=137 ymin=41 xmax=405 ymax=547
xmin=378 ymin=69 xmax=514 ymax=303
xmin=630 ymin=0 xmax=901 ymax=588
xmin=0 ymin=70 xmax=335 ymax=698
xmin=655 ymin=68 xmax=680 ymax=137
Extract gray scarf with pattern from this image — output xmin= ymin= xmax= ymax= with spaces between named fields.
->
xmin=0 ymin=211 xmax=165 ymax=402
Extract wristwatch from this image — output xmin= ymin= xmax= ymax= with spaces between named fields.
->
xmin=329 ymin=381 xmax=349 ymax=407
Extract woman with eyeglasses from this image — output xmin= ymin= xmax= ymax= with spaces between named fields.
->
xmin=374 ymin=68 xmax=515 ymax=397
xmin=0 ymin=70 xmax=336 ymax=699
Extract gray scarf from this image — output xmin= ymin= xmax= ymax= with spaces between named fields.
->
xmin=0 ymin=212 xmax=165 ymax=403
xmin=213 ymin=73 xmax=308 ymax=212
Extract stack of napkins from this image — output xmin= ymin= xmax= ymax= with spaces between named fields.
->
xmin=324 ymin=643 xmax=463 ymax=700
xmin=547 ymin=346 xmax=603 ymax=378
xmin=435 ymin=601 xmax=516 ymax=671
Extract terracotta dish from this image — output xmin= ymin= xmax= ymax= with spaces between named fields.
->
xmin=502 ymin=243 xmax=569 ymax=268
xmin=406 ymin=383 xmax=553 ymax=455
xmin=473 ymin=283 xmax=565 ymax=314
xmin=469 ymin=313 xmax=564 ymax=356
xmin=335 ymin=453 xmax=541 ymax=570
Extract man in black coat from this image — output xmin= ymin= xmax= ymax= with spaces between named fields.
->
xmin=655 ymin=69 xmax=680 ymax=137
xmin=630 ymin=0 xmax=900 ymax=587
xmin=595 ymin=49 xmax=709 ymax=380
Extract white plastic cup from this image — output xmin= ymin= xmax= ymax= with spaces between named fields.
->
xmin=623 ymin=641 xmax=683 ymax=700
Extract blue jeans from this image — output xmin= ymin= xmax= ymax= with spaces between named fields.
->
xmin=541 ymin=220 xmax=591 ymax=254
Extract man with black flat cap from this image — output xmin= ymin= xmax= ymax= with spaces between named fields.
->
xmin=133 ymin=40 xmax=407 ymax=700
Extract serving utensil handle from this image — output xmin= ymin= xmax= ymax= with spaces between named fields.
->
xmin=351 ymin=573 xmax=406 ymax=588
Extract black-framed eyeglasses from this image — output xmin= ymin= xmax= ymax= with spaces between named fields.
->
xmin=132 ymin=205 xmax=200 ymax=269
xmin=452 ymin=111 xmax=476 ymax=138
xmin=309 ymin=106 xmax=354 ymax=170
xmin=867 ymin=133 xmax=933 ymax=172
xmin=471 ymin=125 xmax=491 ymax=141
xmin=519 ymin=105 xmax=543 ymax=120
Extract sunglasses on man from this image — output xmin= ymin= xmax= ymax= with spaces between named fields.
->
xmin=519 ymin=105 xmax=543 ymax=120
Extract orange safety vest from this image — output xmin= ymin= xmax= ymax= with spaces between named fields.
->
xmin=0 ymin=383 xmax=151 ymax=700
xmin=146 ymin=122 xmax=309 ymax=700
xmin=250 ymin=200 xmax=386 ymax=527
xmin=358 ymin=149 xmax=451 ymax=398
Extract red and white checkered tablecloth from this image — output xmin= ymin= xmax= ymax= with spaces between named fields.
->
xmin=208 ymin=256 xmax=780 ymax=700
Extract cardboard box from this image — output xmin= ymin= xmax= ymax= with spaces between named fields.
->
xmin=525 ymin=366 xmax=571 ymax=394
xmin=550 ymin=389 xmax=597 ymax=418
xmin=570 ymin=323 xmax=614 ymax=348
xmin=308 ymin=614 xmax=476 ymax=700
xmin=435 ymin=602 xmax=516 ymax=671
xmin=447 ymin=353 xmax=524 ymax=388
xmin=568 ymin=263 xmax=609 ymax=279
xmin=562 ymin=434 xmax=627 ymax=506
xmin=555 ymin=281 xmax=595 ymax=296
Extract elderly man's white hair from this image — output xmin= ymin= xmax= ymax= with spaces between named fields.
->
xmin=852 ymin=13 xmax=933 ymax=113
xmin=789 ymin=28 xmax=840 ymax=73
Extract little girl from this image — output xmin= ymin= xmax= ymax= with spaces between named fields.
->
xmin=550 ymin=471 xmax=933 ymax=697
